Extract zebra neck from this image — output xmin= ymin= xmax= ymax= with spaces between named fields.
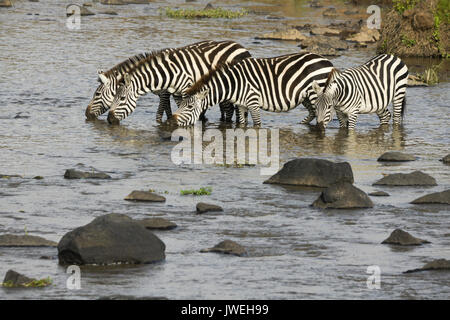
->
xmin=208 ymin=68 xmax=233 ymax=105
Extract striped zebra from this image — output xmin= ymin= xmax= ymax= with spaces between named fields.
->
xmin=106 ymin=40 xmax=251 ymax=125
xmin=172 ymin=52 xmax=334 ymax=126
xmin=311 ymin=54 xmax=409 ymax=130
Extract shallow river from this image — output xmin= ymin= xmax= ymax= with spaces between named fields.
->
xmin=0 ymin=0 xmax=449 ymax=299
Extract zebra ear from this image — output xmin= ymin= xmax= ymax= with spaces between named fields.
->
xmin=123 ymin=73 xmax=131 ymax=86
xmin=312 ymin=81 xmax=322 ymax=95
xmin=327 ymin=68 xmax=341 ymax=84
xmin=98 ymin=72 xmax=109 ymax=84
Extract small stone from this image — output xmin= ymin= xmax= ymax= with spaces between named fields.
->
xmin=99 ymin=10 xmax=118 ymax=15
xmin=196 ymin=202 xmax=223 ymax=214
xmin=200 ymin=240 xmax=247 ymax=257
xmin=441 ymin=154 xmax=450 ymax=164
xmin=411 ymin=189 xmax=450 ymax=205
xmin=124 ymin=191 xmax=166 ymax=202
xmin=377 ymin=151 xmax=416 ymax=162
xmin=373 ymin=171 xmax=437 ymax=186
xmin=369 ymin=191 xmax=390 ymax=197
xmin=0 ymin=234 xmax=57 ymax=247
xmin=404 ymin=259 xmax=450 ymax=273
xmin=312 ymin=182 xmax=373 ymax=209
xmin=382 ymin=229 xmax=430 ymax=246
xmin=33 ymin=176 xmax=44 ymax=180
xmin=64 ymin=169 xmax=111 ymax=179
xmin=137 ymin=218 xmax=177 ymax=230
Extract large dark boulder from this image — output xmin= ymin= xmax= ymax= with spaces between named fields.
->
xmin=411 ymin=189 xmax=450 ymax=205
xmin=373 ymin=171 xmax=437 ymax=186
xmin=312 ymin=182 xmax=373 ymax=209
xmin=381 ymin=229 xmax=430 ymax=246
xmin=58 ymin=213 xmax=165 ymax=265
xmin=264 ymin=158 xmax=354 ymax=188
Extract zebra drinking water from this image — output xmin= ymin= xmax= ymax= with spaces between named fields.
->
xmin=312 ymin=54 xmax=409 ymax=130
xmin=172 ymin=52 xmax=334 ymax=127
xmin=106 ymin=40 xmax=251 ymax=125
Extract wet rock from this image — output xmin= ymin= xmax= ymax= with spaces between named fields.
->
xmin=196 ymin=202 xmax=224 ymax=214
xmin=369 ymin=191 xmax=390 ymax=197
xmin=305 ymin=44 xmax=341 ymax=57
xmin=58 ymin=213 xmax=166 ymax=265
xmin=441 ymin=154 xmax=450 ymax=164
xmin=407 ymin=74 xmax=428 ymax=87
xmin=83 ymin=2 xmax=93 ymax=6
xmin=33 ymin=176 xmax=44 ymax=180
xmin=137 ymin=217 xmax=177 ymax=230
xmin=412 ymin=12 xmax=434 ymax=31
xmin=264 ymin=158 xmax=354 ymax=188
xmin=322 ymin=7 xmax=337 ymax=17
xmin=124 ymin=191 xmax=166 ymax=202
xmin=99 ymin=10 xmax=118 ymax=15
xmin=2 ymin=270 xmax=35 ymax=287
xmin=377 ymin=151 xmax=416 ymax=162
xmin=255 ymin=28 xmax=307 ymax=41
xmin=200 ymin=240 xmax=247 ymax=257
xmin=346 ymin=26 xmax=380 ymax=43
xmin=299 ymin=36 xmax=349 ymax=51
xmin=0 ymin=0 xmax=12 ymax=8
xmin=0 ymin=234 xmax=57 ymax=247
xmin=312 ymin=182 xmax=373 ymax=209
xmin=382 ymin=229 xmax=430 ymax=246
xmin=404 ymin=259 xmax=450 ymax=273
xmin=0 ymin=174 xmax=22 ymax=179
xmin=373 ymin=171 xmax=437 ymax=186
xmin=411 ymin=189 xmax=450 ymax=205
xmin=66 ymin=6 xmax=95 ymax=16
xmin=64 ymin=169 xmax=111 ymax=179
xmin=310 ymin=27 xmax=340 ymax=37
xmin=204 ymin=3 xmax=214 ymax=10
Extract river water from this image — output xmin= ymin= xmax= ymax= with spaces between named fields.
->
xmin=0 ymin=0 xmax=449 ymax=299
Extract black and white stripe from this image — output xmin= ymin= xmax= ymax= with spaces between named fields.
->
xmin=312 ymin=54 xmax=409 ymax=130
xmin=172 ymin=52 xmax=334 ymax=126
xmin=107 ymin=41 xmax=251 ymax=124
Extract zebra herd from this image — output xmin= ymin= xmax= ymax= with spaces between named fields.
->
xmin=85 ymin=40 xmax=409 ymax=130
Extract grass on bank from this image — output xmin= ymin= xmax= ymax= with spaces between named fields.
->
xmin=163 ymin=7 xmax=248 ymax=19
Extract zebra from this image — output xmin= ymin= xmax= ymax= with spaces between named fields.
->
xmin=311 ymin=54 xmax=409 ymax=130
xmin=106 ymin=40 xmax=251 ymax=125
xmin=172 ymin=52 xmax=334 ymax=126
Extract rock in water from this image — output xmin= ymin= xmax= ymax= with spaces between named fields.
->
xmin=369 ymin=191 xmax=390 ymax=197
xmin=411 ymin=189 xmax=450 ymax=205
xmin=64 ymin=169 xmax=111 ymax=179
xmin=0 ymin=234 xmax=57 ymax=247
xmin=2 ymin=270 xmax=35 ymax=287
xmin=312 ymin=182 xmax=373 ymax=209
xmin=124 ymin=191 xmax=166 ymax=202
xmin=58 ymin=213 xmax=165 ymax=265
xmin=137 ymin=218 xmax=177 ymax=230
xmin=196 ymin=202 xmax=224 ymax=214
xmin=377 ymin=151 xmax=416 ymax=162
xmin=441 ymin=154 xmax=450 ymax=164
xmin=255 ymin=28 xmax=307 ymax=41
xmin=264 ymin=158 xmax=354 ymax=188
xmin=200 ymin=240 xmax=247 ymax=257
xmin=404 ymin=259 xmax=450 ymax=273
xmin=381 ymin=229 xmax=430 ymax=246
xmin=373 ymin=171 xmax=437 ymax=186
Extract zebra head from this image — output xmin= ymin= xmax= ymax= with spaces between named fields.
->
xmin=312 ymin=69 xmax=340 ymax=129
xmin=173 ymin=89 xmax=209 ymax=126
xmin=107 ymin=73 xmax=136 ymax=125
xmin=85 ymin=70 xmax=119 ymax=120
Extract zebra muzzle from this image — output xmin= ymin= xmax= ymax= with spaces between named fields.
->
xmin=85 ymin=105 xmax=96 ymax=120
xmin=107 ymin=111 xmax=120 ymax=125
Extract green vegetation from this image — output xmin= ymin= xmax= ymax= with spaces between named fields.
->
xmin=432 ymin=0 xmax=449 ymax=57
xmin=163 ymin=7 xmax=248 ymax=19
xmin=392 ymin=0 xmax=418 ymax=14
xmin=401 ymin=34 xmax=416 ymax=47
xmin=180 ymin=187 xmax=212 ymax=196
xmin=1 ymin=277 xmax=52 ymax=288
xmin=419 ymin=66 xmax=439 ymax=84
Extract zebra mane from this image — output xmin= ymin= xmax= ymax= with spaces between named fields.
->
xmin=185 ymin=62 xmax=229 ymax=96
xmin=103 ymin=52 xmax=153 ymax=78
xmin=324 ymin=68 xmax=340 ymax=89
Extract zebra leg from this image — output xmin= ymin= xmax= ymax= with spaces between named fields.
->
xmin=248 ymin=105 xmax=261 ymax=127
xmin=219 ymin=102 xmax=234 ymax=122
xmin=377 ymin=108 xmax=391 ymax=125
xmin=392 ymin=92 xmax=406 ymax=125
xmin=301 ymin=100 xmax=316 ymax=124
xmin=237 ymin=106 xmax=249 ymax=126
xmin=347 ymin=113 xmax=359 ymax=130
xmin=235 ymin=107 xmax=248 ymax=124
xmin=336 ymin=110 xmax=348 ymax=128
xmin=156 ymin=91 xmax=171 ymax=122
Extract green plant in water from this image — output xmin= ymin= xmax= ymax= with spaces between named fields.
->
xmin=393 ymin=0 xmax=418 ymax=14
xmin=180 ymin=187 xmax=212 ymax=196
xmin=163 ymin=7 xmax=248 ymax=19
xmin=419 ymin=66 xmax=439 ymax=85
xmin=1 ymin=277 xmax=52 ymax=288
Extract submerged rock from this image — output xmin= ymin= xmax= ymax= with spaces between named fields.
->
xmin=196 ymin=202 xmax=224 ymax=214
xmin=404 ymin=259 xmax=450 ymax=273
xmin=137 ymin=217 xmax=177 ymax=230
xmin=264 ymin=158 xmax=354 ymax=188
xmin=382 ymin=229 xmax=430 ymax=246
xmin=0 ymin=234 xmax=57 ymax=247
xmin=369 ymin=191 xmax=390 ymax=197
xmin=124 ymin=191 xmax=166 ymax=202
xmin=200 ymin=240 xmax=247 ymax=257
xmin=58 ymin=213 xmax=166 ymax=265
xmin=377 ymin=151 xmax=416 ymax=162
xmin=373 ymin=171 xmax=437 ymax=186
xmin=312 ymin=182 xmax=373 ymax=209
xmin=255 ymin=28 xmax=307 ymax=41
xmin=64 ymin=169 xmax=111 ymax=179
xmin=411 ymin=189 xmax=450 ymax=205
xmin=2 ymin=270 xmax=34 ymax=287
xmin=441 ymin=154 xmax=450 ymax=164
